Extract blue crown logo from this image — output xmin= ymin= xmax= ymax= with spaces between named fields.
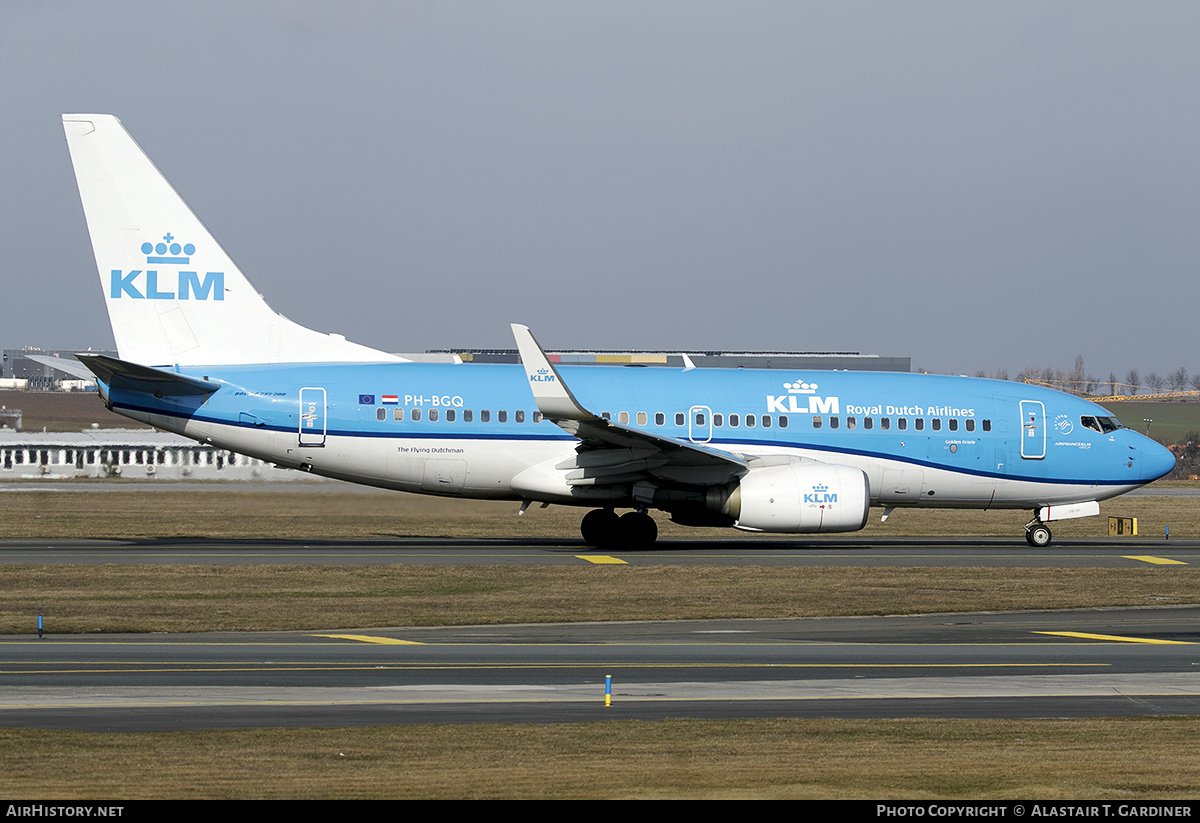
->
xmin=812 ymin=483 xmax=828 ymax=493
xmin=141 ymin=233 xmax=195 ymax=264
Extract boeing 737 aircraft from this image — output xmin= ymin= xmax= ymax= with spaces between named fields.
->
xmin=61 ymin=114 xmax=1176 ymax=548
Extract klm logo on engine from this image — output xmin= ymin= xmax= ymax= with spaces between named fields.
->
xmin=766 ymin=380 xmax=839 ymax=415
xmin=804 ymin=483 xmax=838 ymax=504
xmin=109 ymin=233 xmax=224 ymax=300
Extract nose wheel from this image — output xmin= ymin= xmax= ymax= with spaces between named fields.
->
xmin=1024 ymin=519 xmax=1052 ymax=547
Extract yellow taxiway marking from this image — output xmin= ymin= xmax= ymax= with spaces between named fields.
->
xmin=576 ymin=555 xmax=628 ymax=564
xmin=1034 ymin=631 xmax=1192 ymax=645
xmin=1123 ymin=555 xmax=1187 ymax=565
xmin=313 ymin=634 xmax=424 ymax=645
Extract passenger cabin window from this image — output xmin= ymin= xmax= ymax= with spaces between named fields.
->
xmin=464 ymin=410 xmax=474 ymax=422
xmin=394 ymin=408 xmax=404 ymax=421
xmin=411 ymin=408 xmax=422 ymax=422
xmin=812 ymin=416 xmax=822 ymax=429
xmin=829 ymin=416 xmax=839 ymax=429
xmin=982 ymin=419 xmax=991 ymax=432
xmin=931 ymin=418 xmax=941 ymax=431
xmin=637 ymin=412 xmax=647 ymax=426
xmin=729 ymin=413 xmax=740 ymax=427
xmin=675 ymin=413 xmax=685 ymax=426
xmin=655 ymin=413 xmax=665 ymax=426
xmin=779 ymin=415 xmax=788 ymax=428
xmin=881 ymin=417 xmax=890 ymax=430
xmin=429 ymin=409 xmax=439 ymax=422
xmin=846 ymin=416 xmax=856 ymax=429
xmin=762 ymin=415 xmax=771 ymax=428
xmin=515 ymin=410 xmax=525 ymax=423
xmin=618 ymin=412 xmax=629 ymax=424
xmin=480 ymin=410 xmax=490 ymax=423
xmin=964 ymin=419 xmax=973 ymax=432
xmin=745 ymin=414 xmax=755 ymax=428
xmin=864 ymin=417 xmax=873 ymax=430
xmin=713 ymin=413 xmax=723 ymax=427
xmin=446 ymin=409 xmax=456 ymax=422
xmin=498 ymin=410 xmax=508 ymax=423
xmin=914 ymin=418 xmax=924 ymax=431
xmin=376 ymin=407 xmax=386 ymax=421
xmin=898 ymin=418 xmax=907 ymax=431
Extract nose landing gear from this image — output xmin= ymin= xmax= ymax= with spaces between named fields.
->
xmin=1024 ymin=515 xmax=1052 ymax=547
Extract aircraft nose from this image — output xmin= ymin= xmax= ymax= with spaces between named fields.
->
xmin=1142 ymin=439 xmax=1176 ymax=481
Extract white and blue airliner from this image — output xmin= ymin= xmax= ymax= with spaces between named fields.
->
xmin=62 ymin=114 xmax=1176 ymax=549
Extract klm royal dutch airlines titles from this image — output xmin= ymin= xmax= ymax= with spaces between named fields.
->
xmin=62 ymin=114 xmax=1175 ymax=548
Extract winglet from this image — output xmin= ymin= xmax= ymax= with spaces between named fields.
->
xmin=510 ymin=324 xmax=590 ymax=421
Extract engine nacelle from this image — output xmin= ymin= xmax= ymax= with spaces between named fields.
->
xmin=725 ymin=462 xmax=870 ymax=533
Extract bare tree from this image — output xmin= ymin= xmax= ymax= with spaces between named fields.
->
xmin=1109 ymin=372 xmax=1118 ymax=396
xmin=1126 ymin=369 xmax=1140 ymax=395
xmin=1169 ymin=367 xmax=1188 ymax=392
xmin=993 ymin=367 xmax=1008 ymax=381
xmin=1146 ymin=371 xmax=1165 ymax=393
xmin=1069 ymin=355 xmax=1086 ymax=390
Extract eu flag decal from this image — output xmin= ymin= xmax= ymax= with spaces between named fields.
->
xmin=359 ymin=394 xmax=375 ymax=405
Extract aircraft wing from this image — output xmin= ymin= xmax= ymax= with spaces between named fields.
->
xmin=511 ymin=324 xmax=748 ymax=487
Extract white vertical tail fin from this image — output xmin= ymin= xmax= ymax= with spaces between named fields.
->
xmin=62 ymin=114 xmax=404 ymax=367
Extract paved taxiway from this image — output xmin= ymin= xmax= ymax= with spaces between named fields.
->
xmin=3 ymin=608 xmax=1199 ymax=730
xmin=1 ymin=535 xmax=1199 ymax=566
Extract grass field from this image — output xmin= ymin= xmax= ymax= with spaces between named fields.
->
xmin=5 ymin=718 xmax=1200 ymax=799
xmin=1099 ymin=399 xmax=1200 ymax=444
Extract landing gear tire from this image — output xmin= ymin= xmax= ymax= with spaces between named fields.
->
xmin=580 ymin=508 xmax=620 ymax=548
xmin=618 ymin=511 xmax=658 ymax=550
xmin=1025 ymin=524 xmax=1052 ymax=548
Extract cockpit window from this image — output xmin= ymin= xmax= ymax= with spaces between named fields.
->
xmin=1082 ymin=415 xmax=1125 ymax=433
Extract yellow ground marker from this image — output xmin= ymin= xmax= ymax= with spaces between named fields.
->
xmin=576 ymin=555 xmax=628 ymax=564
xmin=1034 ymin=631 xmax=1192 ymax=645
xmin=314 ymin=634 xmax=425 ymax=645
xmin=1123 ymin=555 xmax=1187 ymax=565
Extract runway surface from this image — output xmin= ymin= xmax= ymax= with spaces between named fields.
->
xmin=3 ymin=607 xmax=1200 ymax=730
xmin=2 ymin=535 xmax=1199 ymax=566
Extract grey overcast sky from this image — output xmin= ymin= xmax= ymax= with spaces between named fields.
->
xmin=2 ymin=2 xmax=1198 ymax=379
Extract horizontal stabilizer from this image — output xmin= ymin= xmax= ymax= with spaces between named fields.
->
xmin=24 ymin=355 xmax=97 ymax=381
xmin=77 ymin=354 xmax=218 ymax=397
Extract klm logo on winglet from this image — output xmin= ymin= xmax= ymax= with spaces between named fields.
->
xmin=531 ymin=368 xmax=555 ymax=383
xmin=766 ymin=380 xmax=839 ymax=414
xmin=110 ymin=233 xmax=224 ymax=300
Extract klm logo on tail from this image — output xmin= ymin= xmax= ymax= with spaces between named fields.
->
xmin=110 ymin=233 xmax=224 ymax=300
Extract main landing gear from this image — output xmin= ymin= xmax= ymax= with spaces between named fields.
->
xmin=1024 ymin=515 xmax=1052 ymax=548
xmin=580 ymin=508 xmax=658 ymax=550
